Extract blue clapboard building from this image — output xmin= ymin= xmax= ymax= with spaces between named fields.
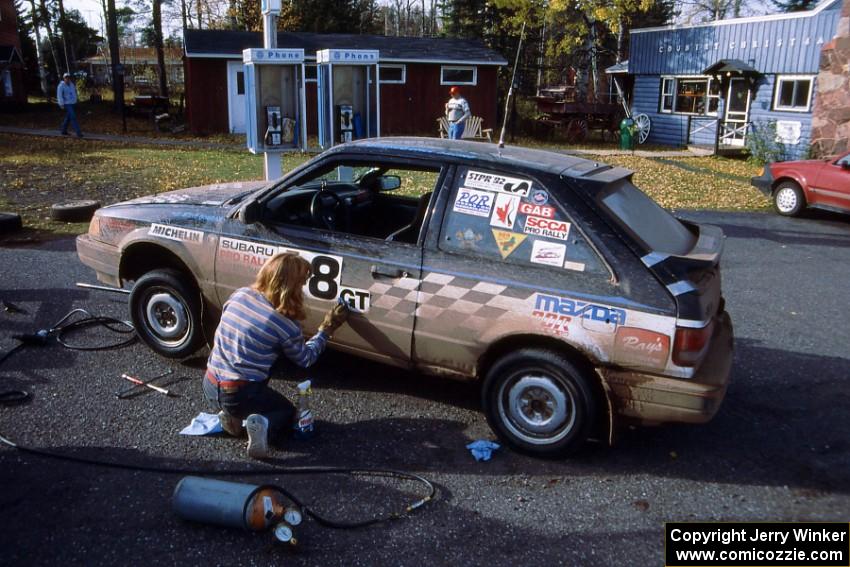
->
xmin=610 ymin=0 xmax=843 ymax=158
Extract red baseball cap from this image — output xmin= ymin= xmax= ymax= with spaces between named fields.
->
xmin=450 ymin=86 xmax=460 ymax=95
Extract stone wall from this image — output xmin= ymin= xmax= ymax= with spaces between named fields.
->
xmin=810 ymin=0 xmax=850 ymax=157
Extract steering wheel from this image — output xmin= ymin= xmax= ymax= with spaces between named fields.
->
xmin=310 ymin=190 xmax=343 ymax=230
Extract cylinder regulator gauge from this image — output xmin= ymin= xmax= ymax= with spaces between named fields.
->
xmin=273 ymin=522 xmax=295 ymax=544
xmin=284 ymin=508 xmax=303 ymax=526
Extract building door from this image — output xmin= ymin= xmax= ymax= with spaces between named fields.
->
xmin=226 ymin=61 xmax=246 ymax=134
xmin=721 ymin=78 xmax=751 ymax=147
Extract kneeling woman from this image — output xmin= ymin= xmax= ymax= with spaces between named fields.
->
xmin=203 ymin=252 xmax=348 ymax=458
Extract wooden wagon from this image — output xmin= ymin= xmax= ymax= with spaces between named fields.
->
xmin=534 ymin=87 xmax=625 ymax=143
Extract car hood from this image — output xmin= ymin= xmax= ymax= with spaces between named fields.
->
xmin=121 ymin=180 xmax=268 ymax=206
xmin=771 ymin=159 xmax=827 ymax=170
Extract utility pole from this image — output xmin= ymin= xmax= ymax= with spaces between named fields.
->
xmin=262 ymin=0 xmax=281 ymax=180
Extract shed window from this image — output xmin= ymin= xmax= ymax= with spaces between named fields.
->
xmin=661 ymin=77 xmax=719 ymax=116
xmin=305 ymin=64 xmax=317 ymax=82
xmin=660 ymin=77 xmax=674 ymax=112
xmin=236 ymin=71 xmax=244 ymax=95
xmin=774 ymin=76 xmax=813 ymax=112
xmin=379 ymin=64 xmax=405 ymax=84
xmin=441 ymin=66 xmax=477 ymax=86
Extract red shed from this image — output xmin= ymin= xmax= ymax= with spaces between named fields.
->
xmin=0 ymin=0 xmax=26 ymax=107
xmin=183 ymin=30 xmax=507 ymax=137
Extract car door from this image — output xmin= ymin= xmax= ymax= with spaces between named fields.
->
xmin=214 ymin=155 xmax=447 ymax=368
xmin=811 ymin=153 xmax=850 ymax=211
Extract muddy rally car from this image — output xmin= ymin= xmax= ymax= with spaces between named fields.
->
xmin=77 ymin=138 xmax=733 ymax=457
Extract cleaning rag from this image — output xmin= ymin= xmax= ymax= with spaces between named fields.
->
xmin=180 ymin=412 xmax=223 ymax=436
xmin=466 ymin=439 xmax=500 ymax=461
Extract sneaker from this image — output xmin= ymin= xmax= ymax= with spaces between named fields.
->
xmin=218 ymin=410 xmax=244 ymax=437
xmin=61 ymin=131 xmax=69 ymax=136
xmin=245 ymin=414 xmax=269 ymax=459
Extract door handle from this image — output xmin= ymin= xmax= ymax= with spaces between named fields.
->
xmin=371 ymin=265 xmax=408 ymax=279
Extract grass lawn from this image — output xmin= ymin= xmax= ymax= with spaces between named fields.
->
xmin=0 ymin=132 xmax=770 ymax=240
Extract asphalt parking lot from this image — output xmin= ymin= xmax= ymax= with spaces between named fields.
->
xmin=1 ymin=210 xmax=848 ymax=566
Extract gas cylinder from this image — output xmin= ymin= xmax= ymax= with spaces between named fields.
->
xmin=172 ymin=477 xmax=302 ymax=543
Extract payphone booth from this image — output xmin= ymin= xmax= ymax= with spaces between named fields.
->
xmin=316 ymin=49 xmax=380 ymax=148
xmin=242 ymin=48 xmax=307 ymax=154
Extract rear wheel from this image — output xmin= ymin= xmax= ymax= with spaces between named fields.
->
xmin=130 ymin=269 xmax=204 ymax=358
xmin=482 ymin=348 xmax=597 ymax=457
xmin=773 ymin=181 xmax=805 ymax=216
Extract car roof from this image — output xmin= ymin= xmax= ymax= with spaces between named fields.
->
xmin=336 ymin=137 xmax=633 ymax=184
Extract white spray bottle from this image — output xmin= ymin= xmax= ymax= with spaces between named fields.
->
xmin=293 ymin=380 xmax=315 ymax=440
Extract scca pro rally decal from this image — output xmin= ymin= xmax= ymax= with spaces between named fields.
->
xmin=149 ymin=223 xmax=204 ymax=245
xmin=464 ymin=170 xmax=531 ymax=197
xmin=523 ymin=216 xmax=570 ymax=240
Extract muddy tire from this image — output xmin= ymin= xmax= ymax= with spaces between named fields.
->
xmin=482 ymin=348 xmax=597 ymax=458
xmin=50 ymin=200 xmax=101 ymax=223
xmin=130 ymin=269 xmax=204 ymax=358
xmin=773 ymin=181 xmax=805 ymax=217
xmin=0 ymin=212 xmax=23 ymax=234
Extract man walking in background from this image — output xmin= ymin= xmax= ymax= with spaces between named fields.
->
xmin=445 ymin=86 xmax=470 ymax=140
xmin=57 ymin=72 xmax=83 ymax=138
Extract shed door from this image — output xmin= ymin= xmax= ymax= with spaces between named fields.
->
xmin=721 ymin=78 xmax=750 ymax=147
xmin=227 ymin=61 xmax=246 ymax=134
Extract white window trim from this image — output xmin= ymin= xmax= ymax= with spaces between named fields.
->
xmin=440 ymin=65 xmax=477 ymax=86
xmin=379 ymin=63 xmax=406 ymax=84
xmin=773 ymin=74 xmax=815 ymax=113
xmin=660 ymin=75 xmax=719 ymax=116
xmin=305 ymin=63 xmax=317 ymax=83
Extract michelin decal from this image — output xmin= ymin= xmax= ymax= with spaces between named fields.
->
xmin=149 ymin=223 xmax=204 ymax=245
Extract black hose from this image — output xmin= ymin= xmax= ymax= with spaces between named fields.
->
xmin=0 ymin=431 xmax=435 ymax=529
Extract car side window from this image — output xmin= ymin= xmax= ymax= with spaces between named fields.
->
xmin=263 ymin=161 xmax=442 ymax=244
xmin=837 ymin=154 xmax=850 ymax=168
xmin=438 ymin=166 xmax=608 ymax=275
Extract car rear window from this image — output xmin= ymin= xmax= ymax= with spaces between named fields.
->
xmin=597 ymin=178 xmax=696 ymax=256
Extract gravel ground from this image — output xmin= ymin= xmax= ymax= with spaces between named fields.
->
xmin=0 ymin=210 xmax=848 ymax=566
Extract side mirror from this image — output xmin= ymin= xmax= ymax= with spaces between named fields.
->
xmin=379 ymin=175 xmax=402 ymax=191
xmin=238 ymin=200 xmax=262 ymax=224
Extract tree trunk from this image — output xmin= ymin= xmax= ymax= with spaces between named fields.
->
xmin=37 ymin=0 xmax=61 ymax=83
xmin=181 ymin=0 xmax=188 ymax=31
xmin=56 ymin=0 xmax=72 ymax=72
xmin=106 ymin=0 xmax=124 ymax=114
xmin=28 ymin=0 xmax=49 ymax=95
xmin=153 ymin=0 xmax=168 ymax=97
xmin=196 ymin=0 xmax=202 ymax=29
xmin=616 ymin=15 xmax=624 ymax=63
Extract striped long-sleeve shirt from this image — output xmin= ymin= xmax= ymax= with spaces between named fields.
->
xmin=207 ymin=287 xmax=328 ymax=383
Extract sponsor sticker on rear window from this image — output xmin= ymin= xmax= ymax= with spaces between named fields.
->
xmin=490 ymin=194 xmax=520 ymax=229
xmin=464 ymin=170 xmax=532 ymax=197
xmin=530 ymin=240 xmax=566 ymax=267
xmin=519 ymin=202 xmax=555 ymax=219
xmin=523 ymin=216 xmax=570 ymax=240
xmin=452 ymin=188 xmax=494 ymax=218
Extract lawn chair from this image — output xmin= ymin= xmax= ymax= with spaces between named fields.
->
xmin=437 ymin=115 xmax=493 ymax=142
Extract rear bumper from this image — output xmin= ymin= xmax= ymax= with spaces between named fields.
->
xmin=604 ymin=310 xmax=734 ymax=425
xmin=750 ymin=171 xmax=774 ymax=196
xmin=76 ymin=234 xmax=121 ymax=287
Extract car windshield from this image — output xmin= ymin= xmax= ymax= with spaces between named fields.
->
xmin=597 ymin=178 xmax=697 ymax=256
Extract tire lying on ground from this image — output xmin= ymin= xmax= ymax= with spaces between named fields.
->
xmin=0 ymin=212 xmax=23 ymax=234
xmin=50 ymin=200 xmax=101 ymax=223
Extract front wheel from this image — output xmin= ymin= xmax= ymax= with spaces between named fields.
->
xmin=482 ymin=348 xmax=597 ymax=457
xmin=773 ymin=181 xmax=805 ymax=217
xmin=130 ymin=269 xmax=205 ymax=358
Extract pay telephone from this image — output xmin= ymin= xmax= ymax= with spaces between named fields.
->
xmin=265 ymin=106 xmax=282 ymax=146
xmin=337 ymin=104 xmax=354 ymax=143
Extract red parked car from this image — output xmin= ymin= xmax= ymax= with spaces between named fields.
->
xmin=751 ymin=151 xmax=850 ymax=216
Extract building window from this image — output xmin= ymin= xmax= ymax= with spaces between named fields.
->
xmin=305 ymin=64 xmax=317 ymax=82
xmin=379 ymin=64 xmax=405 ymax=84
xmin=774 ymin=75 xmax=813 ymax=112
xmin=440 ymin=66 xmax=476 ymax=86
xmin=660 ymin=77 xmax=719 ymax=116
xmin=660 ymin=77 xmax=674 ymax=112
xmin=236 ymin=71 xmax=244 ymax=95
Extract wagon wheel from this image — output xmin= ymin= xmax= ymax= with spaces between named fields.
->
xmin=565 ymin=118 xmax=588 ymax=143
xmin=634 ymin=113 xmax=651 ymax=144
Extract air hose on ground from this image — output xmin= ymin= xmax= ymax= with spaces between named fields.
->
xmin=0 ymin=307 xmax=436 ymax=530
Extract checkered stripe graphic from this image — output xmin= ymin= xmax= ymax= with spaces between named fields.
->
xmin=367 ymin=271 xmax=534 ymax=329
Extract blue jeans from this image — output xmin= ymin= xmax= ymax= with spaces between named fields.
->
xmin=61 ymin=104 xmax=82 ymax=136
xmin=449 ymin=121 xmax=465 ymax=140
xmin=203 ymin=375 xmax=295 ymax=444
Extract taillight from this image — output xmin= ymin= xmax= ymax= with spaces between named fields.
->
xmin=88 ymin=213 xmax=101 ymax=237
xmin=673 ymin=322 xmax=713 ymax=367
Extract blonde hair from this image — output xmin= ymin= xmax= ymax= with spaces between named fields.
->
xmin=253 ymin=252 xmax=311 ymax=320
